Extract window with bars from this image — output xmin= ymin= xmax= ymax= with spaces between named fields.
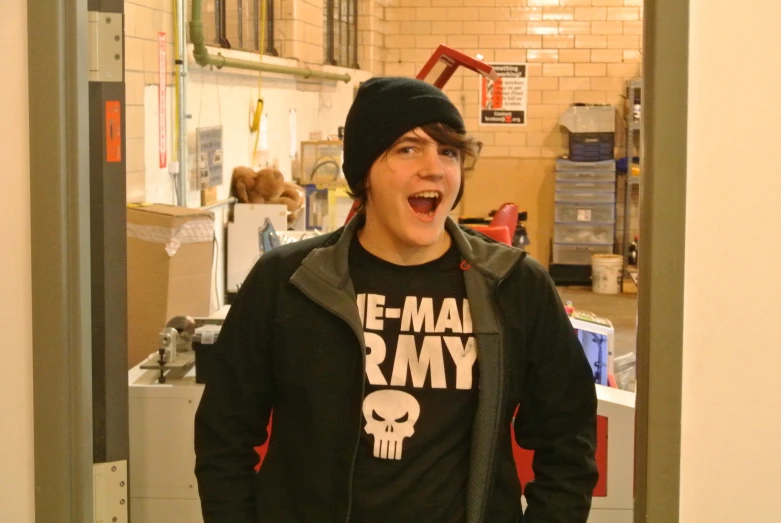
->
xmin=324 ymin=0 xmax=358 ymax=69
xmin=201 ymin=0 xmax=277 ymax=55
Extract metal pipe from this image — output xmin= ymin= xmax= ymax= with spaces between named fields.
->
xmin=190 ymin=0 xmax=351 ymax=83
xmin=201 ymin=196 xmax=237 ymax=211
xmin=176 ymin=0 xmax=188 ymax=206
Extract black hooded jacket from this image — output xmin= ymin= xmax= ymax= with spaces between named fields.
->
xmin=194 ymin=215 xmax=598 ymax=523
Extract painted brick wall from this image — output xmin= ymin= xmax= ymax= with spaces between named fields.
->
xmin=125 ymin=0 xmax=380 ymax=202
xmin=278 ymin=0 xmax=324 ymax=64
xmin=383 ymin=0 xmax=643 ymax=159
xmin=382 ymin=0 xmax=644 ymax=263
xmin=358 ymin=0 xmax=386 ymax=74
xmin=124 ymin=0 xmax=177 ymax=202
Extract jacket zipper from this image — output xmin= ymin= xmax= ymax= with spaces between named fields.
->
xmin=288 ymin=280 xmax=365 ymax=523
xmin=482 ymin=285 xmax=510 ymax=520
xmin=473 ymin=258 xmax=523 ymax=523
xmin=345 ymin=339 xmax=365 ymax=523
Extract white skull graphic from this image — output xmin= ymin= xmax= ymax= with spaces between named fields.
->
xmin=362 ymin=389 xmax=420 ymax=460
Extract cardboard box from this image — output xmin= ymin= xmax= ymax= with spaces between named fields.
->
xmin=226 ymin=220 xmax=262 ymax=294
xmin=299 ymin=140 xmax=344 ymax=184
xmin=226 ymin=204 xmax=288 ymax=294
xmin=232 ymin=203 xmax=288 ymax=233
xmin=126 ymin=204 xmax=215 ymax=368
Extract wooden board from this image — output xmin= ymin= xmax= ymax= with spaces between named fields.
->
xmin=201 ymin=186 xmax=218 ymax=206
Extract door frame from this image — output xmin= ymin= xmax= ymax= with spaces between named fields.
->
xmin=27 ymin=0 xmax=690 ymax=521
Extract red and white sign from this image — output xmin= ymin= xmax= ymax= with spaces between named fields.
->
xmin=158 ymin=32 xmax=167 ymax=168
xmin=478 ymin=62 xmax=527 ymax=126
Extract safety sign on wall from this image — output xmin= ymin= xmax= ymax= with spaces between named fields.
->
xmin=479 ymin=63 xmax=527 ymax=126
xmin=196 ymin=126 xmax=224 ymax=189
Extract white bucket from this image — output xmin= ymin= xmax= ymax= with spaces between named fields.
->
xmin=591 ymin=254 xmax=623 ymax=295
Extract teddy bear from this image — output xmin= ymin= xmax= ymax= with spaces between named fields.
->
xmin=231 ymin=166 xmax=305 ymax=225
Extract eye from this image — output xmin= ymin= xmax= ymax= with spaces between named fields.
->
xmin=395 ymin=413 xmax=409 ymax=423
xmin=392 ymin=144 xmax=419 ymax=156
xmin=372 ymin=409 xmax=386 ymax=422
xmin=440 ymin=147 xmax=459 ymax=159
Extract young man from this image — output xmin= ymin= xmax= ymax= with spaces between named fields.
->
xmin=194 ymin=77 xmax=598 ymax=523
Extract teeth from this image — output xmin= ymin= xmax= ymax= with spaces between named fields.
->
xmin=411 ymin=191 xmax=440 ymax=199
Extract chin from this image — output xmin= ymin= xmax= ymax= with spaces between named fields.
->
xmin=401 ymin=217 xmax=449 ymax=247
xmin=405 ymin=233 xmax=441 ymax=248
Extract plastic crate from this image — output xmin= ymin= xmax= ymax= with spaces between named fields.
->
xmin=556 ymin=180 xmax=615 ymax=193
xmin=552 ymin=243 xmax=615 ymax=266
xmin=568 ymin=132 xmax=614 ymax=162
xmin=556 ymin=158 xmax=616 ymax=172
xmin=554 ymin=223 xmax=615 ymax=244
xmin=555 ymin=191 xmax=616 ymax=204
xmin=556 ymin=169 xmax=616 ymax=183
xmin=555 ymin=203 xmax=615 ymax=224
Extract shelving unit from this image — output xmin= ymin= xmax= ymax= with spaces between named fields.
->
xmin=620 ymin=79 xmax=642 ymax=269
xmin=549 ymin=158 xmax=617 ymax=286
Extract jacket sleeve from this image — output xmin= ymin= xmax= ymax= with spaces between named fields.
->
xmin=194 ymin=254 xmax=278 ymax=523
xmin=513 ymin=257 xmax=599 ymax=523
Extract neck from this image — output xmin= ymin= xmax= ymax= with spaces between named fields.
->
xmin=356 ymin=215 xmax=452 ymax=266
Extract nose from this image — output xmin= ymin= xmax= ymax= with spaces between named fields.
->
xmin=418 ymin=144 xmax=444 ymax=178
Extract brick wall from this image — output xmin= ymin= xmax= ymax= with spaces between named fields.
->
xmin=383 ymin=0 xmax=643 ymax=159
xmin=383 ymin=0 xmax=644 ymax=264
xmin=124 ymin=0 xmax=177 ymax=202
xmin=358 ymin=0 xmax=386 ymax=74
xmin=278 ymin=0 xmax=324 ymax=64
xmin=276 ymin=0 xmax=386 ymax=70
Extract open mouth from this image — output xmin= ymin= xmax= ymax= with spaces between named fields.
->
xmin=408 ymin=191 xmax=442 ymax=217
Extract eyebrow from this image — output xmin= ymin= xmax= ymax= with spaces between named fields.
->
xmin=393 ymin=135 xmax=457 ymax=150
xmin=393 ymin=135 xmax=431 ymax=146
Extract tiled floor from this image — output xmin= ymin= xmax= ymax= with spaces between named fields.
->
xmin=557 ymin=286 xmax=638 ymax=358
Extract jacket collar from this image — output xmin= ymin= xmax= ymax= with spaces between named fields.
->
xmin=297 ymin=213 xmax=525 ymax=290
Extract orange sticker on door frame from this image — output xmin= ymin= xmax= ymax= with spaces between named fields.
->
xmin=106 ymin=101 xmax=121 ymax=163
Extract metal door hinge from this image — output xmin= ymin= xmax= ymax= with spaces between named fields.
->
xmin=93 ymin=460 xmax=128 ymax=523
xmin=88 ymin=12 xmax=123 ymax=83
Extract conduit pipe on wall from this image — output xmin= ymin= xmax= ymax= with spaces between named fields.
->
xmin=174 ymin=0 xmax=188 ymax=206
xmin=189 ymin=0 xmax=352 ymax=83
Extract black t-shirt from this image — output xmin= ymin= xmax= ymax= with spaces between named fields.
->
xmin=348 ymin=236 xmax=480 ymax=523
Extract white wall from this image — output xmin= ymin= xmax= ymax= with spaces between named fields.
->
xmin=143 ymin=53 xmax=370 ymax=206
xmin=142 ymin=50 xmax=371 ymax=308
xmin=0 ymin=1 xmax=35 ymax=521
xmin=682 ymin=1 xmax=781 ymax=520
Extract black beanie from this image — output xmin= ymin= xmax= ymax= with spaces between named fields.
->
xmin=342 ymin=77 xmax=466 ymax=193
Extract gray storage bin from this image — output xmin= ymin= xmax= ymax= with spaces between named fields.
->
xmin=556 ymin=158 xmax=616 ymax=172
xmin=552 ymin=243 xmax=614 ymax=265
xmin=556 ymin=169 xmax=616 ymax=183
xmin=556 ymin=180 xmax=615 ymax=193
xmin=559 ymin=105 xmax=616 ymax=133
xmin=554 ymin=223 xmax=615 ymax=244
xmin=555 ymin=203 xmax=615 ymax=224
xmin=555 ymin=191 xmax=616 ymax=204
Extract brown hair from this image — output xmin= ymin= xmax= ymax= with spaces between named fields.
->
xmin=347 ymin=123 xmax=483 ymax=213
